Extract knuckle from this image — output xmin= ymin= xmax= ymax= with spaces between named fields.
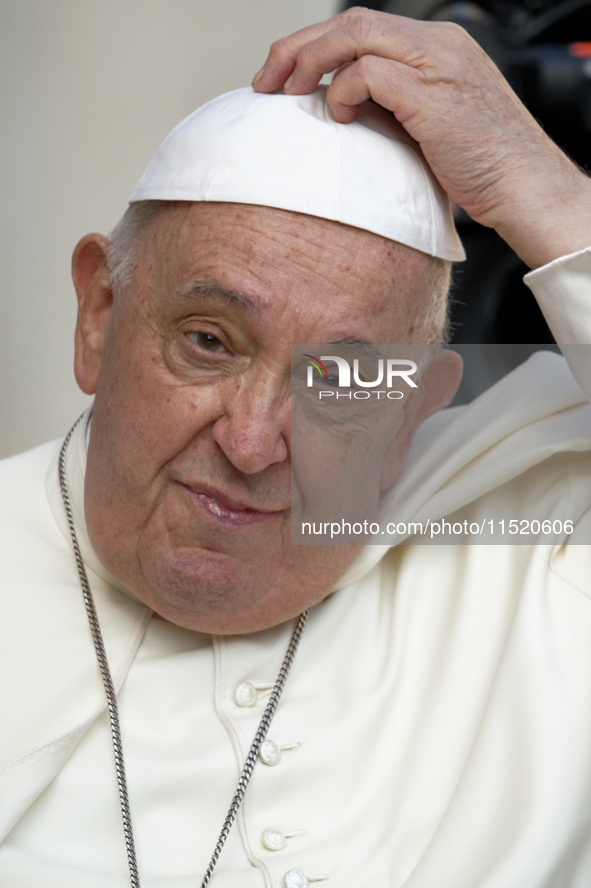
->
xmin=295 ymin=43 xmax=317 ymax=71
xmin=435 ymin=20 xmax=472 ymax=49
xmin=267 ymin=37 xmax=291 ymax=61
xmin=345 ymin=11 xmax=374 ymax=43
xmin=343 ymin=6 xmax=372 ymax=18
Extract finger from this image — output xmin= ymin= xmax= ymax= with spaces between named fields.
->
xmin=332 ymin=60 xmax=355 ymax=80
xmin=279 ymin=13 xmax=440 ymax=96
xmin=326 ymin=54 xmax=420 ymax=128
xmin=252 ymin=15 xmax=352 ymax=92
xmin=252 ymin=7 xmax=391 ymax=93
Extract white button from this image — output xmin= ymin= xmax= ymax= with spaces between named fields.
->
xmin=259 ymin=740 xmax=282 ymax=766
xmin=283 ymin=871 xmax=308 ymax=888
xmin=234 ymin=682 xmax=257 ymax=707
xmin=262 ymin=827 xmax=287 ymax=851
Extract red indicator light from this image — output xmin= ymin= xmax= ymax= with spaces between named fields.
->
xmin=570 ymin=42 xmax=591 ymax=58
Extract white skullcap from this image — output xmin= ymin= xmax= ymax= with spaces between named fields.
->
xmin=130 ymin=86 xmax=465 ymax=262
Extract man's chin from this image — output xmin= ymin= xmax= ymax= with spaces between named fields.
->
xmin=131 ymin=545 xmax=292 ymax=634
xmin=118 ymin=530 xmax=363 ymax=634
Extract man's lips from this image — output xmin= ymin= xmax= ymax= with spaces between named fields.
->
xmin=180 ymin=482 xmax=289 ymax=528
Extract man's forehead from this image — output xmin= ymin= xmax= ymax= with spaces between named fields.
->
xmin=137 ymin=200 xmax=428 ymax=288
xmin=143 ymin=199 xmax=420 ymax=253
xmin=126 ymin=200 xmax=436 ymax=346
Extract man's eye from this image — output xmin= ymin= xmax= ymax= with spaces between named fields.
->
xmin=187 ymin=332 xmax=226 ymax=352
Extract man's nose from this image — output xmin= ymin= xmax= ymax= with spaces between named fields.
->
xmin=211 ymin=378 xmax=289 ymax=475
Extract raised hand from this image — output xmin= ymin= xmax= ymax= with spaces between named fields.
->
xmin=254 ymin=7 xmax=591 ymax=268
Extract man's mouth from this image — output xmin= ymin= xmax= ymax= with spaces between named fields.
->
xmin=181 ymin=483 xmax=289 ymax=529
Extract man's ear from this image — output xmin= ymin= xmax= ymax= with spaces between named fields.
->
xmin=72 ymin=233 xmax=114 ymax=395
xmin=380 ymin=349 xmax=463 ymax=491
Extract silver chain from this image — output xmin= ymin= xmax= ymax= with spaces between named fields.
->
xmin=58 ymin=415 xmax=308 ymax=888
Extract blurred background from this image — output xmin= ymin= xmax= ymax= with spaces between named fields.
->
xmin=2 ymin=0 xmax=590 ymax=455
xmin=0 ymin=0 xmax=338 ymax=456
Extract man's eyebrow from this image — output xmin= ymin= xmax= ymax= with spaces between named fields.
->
xmin=177 ymin=280 xmax=259 ymax=314
xmin=325 ymin=338 xmax=385 ymax=359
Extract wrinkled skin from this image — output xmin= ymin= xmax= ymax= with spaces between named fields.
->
xmin=73 ymin=203 xmax=459 ymax=634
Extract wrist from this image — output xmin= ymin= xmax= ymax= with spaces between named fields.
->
xmin=491 ymin=161 xmax=591 ymax=270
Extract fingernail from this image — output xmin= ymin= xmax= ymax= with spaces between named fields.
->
xmin=252 ymin=66 xmax=265 ymax=86
xmin=284 ymin=73 xmax=294 ymax=92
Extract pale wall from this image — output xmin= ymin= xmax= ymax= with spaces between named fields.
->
xmin=0 ymin=0 xmax=338 ymax=456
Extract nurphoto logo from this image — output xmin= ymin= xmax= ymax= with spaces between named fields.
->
xmin=302 ymin=354 xmax=418 ymax=400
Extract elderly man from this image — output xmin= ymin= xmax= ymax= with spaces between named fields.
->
xmin=2 ymin=8 xmax=591 ymax=888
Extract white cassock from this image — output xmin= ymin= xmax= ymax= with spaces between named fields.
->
xmin=1 ymin=249 xmax=591 ymax=887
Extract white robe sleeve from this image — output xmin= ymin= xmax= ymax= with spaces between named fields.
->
xmin=524 ymin=247 xmax=591 ymax=397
